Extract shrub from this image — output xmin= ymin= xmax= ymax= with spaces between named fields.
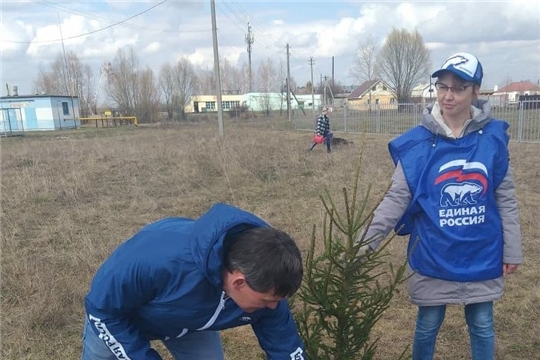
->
xmin=291 ymin=145 xmax=410 ymax=360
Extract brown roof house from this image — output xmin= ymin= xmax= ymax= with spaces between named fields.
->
xmin=493 ymin=81 xmax=540 ymax=103
xmin=347 ymin=79 xmax=396 ymax=110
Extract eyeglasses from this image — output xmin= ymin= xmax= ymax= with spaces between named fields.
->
xmin=435 ymin=82 xmax=474 ymax=95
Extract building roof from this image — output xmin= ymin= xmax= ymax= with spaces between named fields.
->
xmin=480 ymin=89 xmax=495 ymax=95
xmin=1 ymin=94 xmax=79 ymax=100
xmin=411 ymin=83 xmax=430 ymax=96
xmin=347 ymin=79 xmax=379 ymax=99
xmin=496 ymin=81 xmax=540 ymax=93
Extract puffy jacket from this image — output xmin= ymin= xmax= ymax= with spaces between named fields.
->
xmin=84 ymin=203 xmax=305 ymax=359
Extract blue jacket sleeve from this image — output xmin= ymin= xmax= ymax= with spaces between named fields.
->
xmin=84 ymin=256 xmax=171 ymax=360
xmin=251 ymin=300 xmax=306 ymax=360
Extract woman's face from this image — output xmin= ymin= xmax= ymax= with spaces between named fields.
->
xmin=436 ymin=72 xmax=479 ymax=121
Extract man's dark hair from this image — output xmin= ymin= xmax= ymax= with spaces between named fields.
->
xmin=223 ymin=227 xmax=303 ymax=298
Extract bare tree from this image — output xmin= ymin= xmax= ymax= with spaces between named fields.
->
xmin=316 ymin=77 xmax=343 ymax=106
xmin=220 ymin=58 xmax=244 ymax=95
xmin=193 ymin=60 xmax=247 ymax=96
xmin=239 ymin=61 xmax=251 ymax=93
xmin=137 ymin=68 xmax=160 ymax=123
xmin=304 ymin=81 xmax=314 ymax=94
xmin=194 ymin=66 xmax=215 ymax=95
xmin=34 ymin=66 xmax=55 ymax=94
xmin=377 ymin=28 xmax=431 ymax=104
xmin=81 ymin=65 xmax=95 ymax=115
xmin=350 ymin=34 xmax=379 ymax=84
xmin=67 ymin=57 xmax=94 ymax=117
xmin=107 ymin=47 xmax=160 ymax=122
xmin=255 ymin=58 xmax=279 ymax=116
xmin=350 ymin=34 xmax=379 ymax=107
xmin=159 ymin=58 xmax=196 ymax=121
xmin=172 ymin=58 xmax=196 ymax=120
xmin=159 ymin=62 xmax=175 ymax=120
xmin=107 ymin=47 xmax=138 ymax=116
xmin=276 ymin=59 xmax=287 ymax=113
xmin=33 ymin=51 xmax=95 ymax=117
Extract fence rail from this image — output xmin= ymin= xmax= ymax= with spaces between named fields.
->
xmin=80 ymin=116 xmax=138 ymax=127
xmin=294 ymin=101 xmax=540 ymax=143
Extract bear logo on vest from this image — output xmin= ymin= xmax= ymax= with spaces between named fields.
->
xmin=440 ymin=182 xmax=483 ymax=207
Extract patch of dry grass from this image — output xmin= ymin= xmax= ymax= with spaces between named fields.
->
xmin=1 ymin=120 xmax=538 ymax=359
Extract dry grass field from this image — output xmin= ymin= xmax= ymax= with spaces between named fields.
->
xmin=1 ymin=118 xmax=539 ymax=359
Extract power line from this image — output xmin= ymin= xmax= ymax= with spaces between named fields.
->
xmin=215 ymin=2 xmax=273 ymax=50
xmin=215 ymin=3 xmax=246 ymax=35
xmin=216 ymin=29 xmax=242 ymax=52
xmin=35 ymin=0 xmax=186 ymax=33
xmin=2 ymin=1 xmax=207 ymax=44
xmin=221 ymin=1 xmax=248 ymax=27
xmin=228 ymin=0 xmax=250 ymax=18
xmin=36 ymin=1 xmax=141 ymax=29
xmin=227 ymin=0 xmax=280 ymax=45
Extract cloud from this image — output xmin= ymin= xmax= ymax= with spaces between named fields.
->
xmin=1 ymin=1 xmax=538 ymax=95
xmin=144 ymin=41 xmax=161 ymax=54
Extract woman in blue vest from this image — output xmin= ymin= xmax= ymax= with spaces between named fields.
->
xmin=359 ymin=53 xmax=522 ymax=360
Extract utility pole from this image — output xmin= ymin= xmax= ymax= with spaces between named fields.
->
xmin=286 ymin=43 xmax=291 ymax=122
xmin=58 ymin=13 xmax=75 ymax=123
xmin=429 ymin=75 xmax=433 ymax=101
xmin=323 ymin=75 xmax=329 ymax=106
xmin=245 ymin=19 xmax=254 ymax=92
xmin=332 ymin=56 xmax=335 ymax=87
xmin=210 ymin=0 xmax=224 ymax=137
xmin=309 ymin=56 xmax=315 ymax=116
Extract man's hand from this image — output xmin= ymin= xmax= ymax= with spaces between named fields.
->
xmin=503 ymin=264 xmax=519 ymax=275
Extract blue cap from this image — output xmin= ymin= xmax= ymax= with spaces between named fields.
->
xmin=432 ymin=52 xmax=483 ymax=86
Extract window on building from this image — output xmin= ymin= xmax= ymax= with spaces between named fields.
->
xmin=375 ymin=99 xmax=380 ymax=105
xmin=206 ymin=101 xmax=216 ymax=110
xmin=372 ymin=86 xmax=376 ymax=91
xmin=383 ymin=86 xmax=387 ymax=91
xmin=62 ymin=102 xmax=69 ymax=115
xmin=390 ymin=98 xmax=396 ymax=104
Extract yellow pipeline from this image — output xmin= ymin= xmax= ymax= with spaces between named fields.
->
xmin=79 ymin=116 xmax=138 ymax=126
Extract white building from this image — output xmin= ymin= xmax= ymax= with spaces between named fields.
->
xmin=411 ymin=83 xmax=437 ymax=100
xmin=493 ymin=81 xmax=540 ymax=103
xmin=1 ymin=94 xmax=80 ymax=134
xmin=240 ymin=93 xmax=322 ymax=112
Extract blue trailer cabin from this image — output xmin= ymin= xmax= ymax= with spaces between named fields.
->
xmin=0 ymin=94 xmax=80 ymax=133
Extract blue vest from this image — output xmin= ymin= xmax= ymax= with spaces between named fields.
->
xmin=389 ymin=120 xmax=509 ymax=282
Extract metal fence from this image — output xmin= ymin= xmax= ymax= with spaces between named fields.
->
xmin=293 ymin=101 xmax=540 ymax=143
xmin=0 ymin=108 xmax=25 ymax=137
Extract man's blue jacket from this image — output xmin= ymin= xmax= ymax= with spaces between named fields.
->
xmin=84 ymin=203 xmax=305 ymax=359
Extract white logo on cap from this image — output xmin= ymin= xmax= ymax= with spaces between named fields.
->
xmin=443 ymin=55 xmax=473 ymax=76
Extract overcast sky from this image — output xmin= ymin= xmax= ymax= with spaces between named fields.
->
xmin=1 ymin=0 xmax=539 ymax=97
